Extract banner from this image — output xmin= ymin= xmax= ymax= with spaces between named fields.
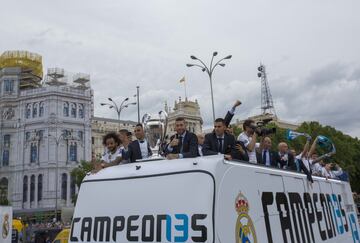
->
xmin=0 ymin=206 xmax=12 ymax=243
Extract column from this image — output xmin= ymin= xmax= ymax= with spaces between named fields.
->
xmin=34 ymin=175 xmax=38 ymax=208
xmin=26 ymin=176 xmax=30 ymax=209
xmin=66 ymin=173 xmax=71 ymax=207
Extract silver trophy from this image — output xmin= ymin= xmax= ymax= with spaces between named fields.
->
xmin=141 ymin=110 xmax=168 ymax=159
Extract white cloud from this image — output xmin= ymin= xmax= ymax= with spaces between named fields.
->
xmin=1 ymin=0 xmax=360 ymax=137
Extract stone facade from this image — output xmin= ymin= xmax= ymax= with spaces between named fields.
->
xmin=0 ymin=67 xmax=92 ymax=217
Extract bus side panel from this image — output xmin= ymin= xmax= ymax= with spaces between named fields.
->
xmin=217 ymin=166 xmax=358 ymax=243
xmin=331 ymin=181 xmax=360 ymax=243
xmin=216 ymin=167 xmax=285 ymax=243
xmin=70 ymin=171 xmax=214 ymax=243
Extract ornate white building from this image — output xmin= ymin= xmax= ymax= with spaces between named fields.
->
xmin=0 ymin=51 xmax=92 ymax=219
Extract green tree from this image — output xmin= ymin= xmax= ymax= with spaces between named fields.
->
xmin=70 ymin=160 xmax=94 ymax=205
xmin=0 ymin=198 xmax=10 ymax=206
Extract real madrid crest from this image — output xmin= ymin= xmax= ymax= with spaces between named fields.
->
xmin=2 ymin=213 xmax=10 ymax=239
xmin=235 ymin=192 xmax=257 ymax=243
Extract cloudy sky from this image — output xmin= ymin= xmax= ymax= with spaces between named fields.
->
xmin=1 ymin=0 xmax=360 ymax=137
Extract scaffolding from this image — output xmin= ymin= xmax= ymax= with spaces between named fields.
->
xmin=0 ymin=50 xmax=43 ymax=89
xmin=73 ymin=73 xmax=90 ymax=89
xmin=45 ymin=68 xmax=67 ymax=86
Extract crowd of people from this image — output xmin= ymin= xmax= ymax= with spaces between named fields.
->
xmin=92 ymin=100 xmax=347 ymax=182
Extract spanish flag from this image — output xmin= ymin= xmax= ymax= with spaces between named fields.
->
xmin=179 ymin=76 xmax=185 ymax=83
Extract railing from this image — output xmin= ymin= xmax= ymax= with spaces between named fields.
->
xmin=20 ymin=86 xmax=89 ymax=96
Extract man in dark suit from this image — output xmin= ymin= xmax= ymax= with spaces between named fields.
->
xmin=128 ymin=124 xmax=152 ymax=162
xmin=166 ymin=117 xmax=198 ymax=159
xmin=256 ymin=137 xmax=277 ymax=167
xmin=274 ymin=142 xmax=296 ymax=170
xmin=203 ymin=118 xmax=248 ymax=161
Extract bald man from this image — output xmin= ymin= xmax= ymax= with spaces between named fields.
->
xmin=256 ymin=137 xmax=277 ymax=167
xmin=274 ymin=142 xmax=296 ymax=170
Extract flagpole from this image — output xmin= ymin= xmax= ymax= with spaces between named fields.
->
xmin=184 ymin=80 xmax=188 ymax=99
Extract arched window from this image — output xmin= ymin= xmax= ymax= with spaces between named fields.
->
xmin=30 ymin=175 xmax=35 ymax=202
xmin=2 ymin=151 xmax=9 ymax=167
xmin=26 ymin=104 xmax=31 ymax=119
xmin=77 ymin=131 xmax=83 ymax=142
xmin=2 ymin=135 xmax=10 ymax=166
xmin=78 ymin=104 xmax=84 ymax=118
xmin=70 ymin=176 xmax=76 ymax=201
xmin=61 ymin=173 xmax=67 ymax=200
xmin=39 ymin=102 xmax=44 ymax=117
xmin=25 ymin=132 xmax=30 ymax=141
xmin=63 ymin=102 xmax=69 ymax=117
xmin=4 ymin=80 xmax=14 ymax=92
xmin=32 ymin=103 xmax=38 ymax=118
xmin=38 ymin=174 xmax=43 ymax=201
xmin=3 ymin=135 xmax=10 ymax=147
xmin=69 ymin=143 xmax=77 ymax=161
xmin=71 ymin=103 xmax=77 ymax=118
xmin=0 ymin=178 xmax=9 ymax=204
xmin=23 ymin=176 xmax=28 ymax=202
xmin=30 ymin=144 xmax=37 ymax=163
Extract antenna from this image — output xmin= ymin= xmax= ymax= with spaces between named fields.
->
xmin=257 ymin=63 xmax=276 ymax=116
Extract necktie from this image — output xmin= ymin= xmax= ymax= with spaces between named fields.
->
xmin=263 ymin=150 xmax=267 ymax=165
xmin=139 ymin=140 xmax=144 ymax=143
xmin=178 ymin=135 xmax=183 ymax=153
xmin=218 ymin=138 xmax=223 ymax=153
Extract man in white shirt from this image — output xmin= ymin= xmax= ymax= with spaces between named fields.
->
xmin=92 ymin=132 xmax=123 ymax=173
xmin=256 ymin=137 xmax=277 ymax=167
xmin=237 ymin=119 xmax=259 ymax=163
xmin=197 ymin=133 xmax=205 ymax=157
xmin=320 ymin=163 xmax=343 ymax=179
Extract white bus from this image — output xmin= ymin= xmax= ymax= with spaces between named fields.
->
xmin=69 ymin=155 xmax=360 ymax=243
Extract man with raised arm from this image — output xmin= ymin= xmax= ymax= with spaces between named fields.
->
xmin=203 ymin=118 xmax=248 ymax=161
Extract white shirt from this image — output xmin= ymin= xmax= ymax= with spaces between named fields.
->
xmin=238 ymin=132 xmax=259 ymax=163
xmin=101 ymin=147 xmax=123 ymax=163
xmin=198 ymin=145 xmax=203 ymax=156
xmin=295 ymin=153 xmax=312 ymax=172
xmin=138 ymin=140 xmax=149 ymax=159
xmin=261 ymin=149 xmax=271 ymax=166
xmin=311 ymin=162 xmax=323 ymax=175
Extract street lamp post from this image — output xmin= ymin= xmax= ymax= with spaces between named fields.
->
xmin=136 ymin=86 xmax=140 ymax=123
xmin=49 ymin=130 xmax=78 ymax=220
xmin=101 ymin=97 xmax=137 ymax=130
xmin=186 ymin=52 xmax=232 ymax=121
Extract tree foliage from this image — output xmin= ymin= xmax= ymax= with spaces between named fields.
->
xmin=0 ymin=198 xmax=10 ymax=206
xmin=70 ymin=160 xmax=94 ymax=205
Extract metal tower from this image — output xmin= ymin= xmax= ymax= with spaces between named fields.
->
xmin=257 ymin=63 xmax=276 ymax=116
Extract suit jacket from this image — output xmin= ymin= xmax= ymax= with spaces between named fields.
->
xmin=202 ymin=132 xmax=249 ymax=161
xmin=165 ymin=131 xmax=198 ymax=158
xmin=224 ymin=111 xmax=234 ymax=128
xmin=128 ymin=140 xmax=153 ymax=162
xmin=274 ymin=152 xmax=296 ymax=171
xmin=256 ymin=149 xmax=277 ymax=167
